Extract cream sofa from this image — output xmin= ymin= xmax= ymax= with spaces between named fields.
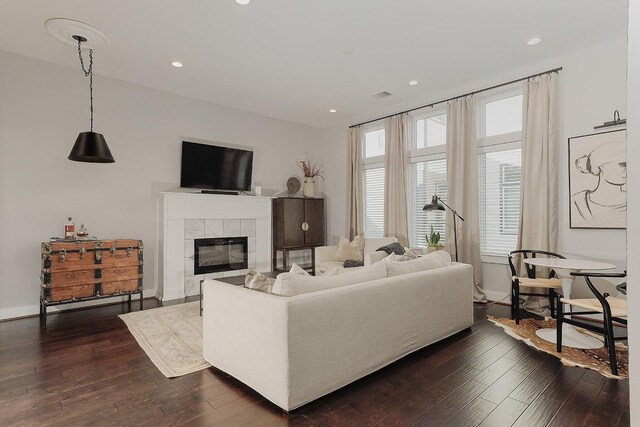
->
xmin=202 ymin=262 xmax=474 ymax=411
xmin=314 ymin=236 xmax=398 ymax=274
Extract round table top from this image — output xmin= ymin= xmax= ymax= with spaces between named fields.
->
xmin=523 ymin=258 xmax=616 ymax=271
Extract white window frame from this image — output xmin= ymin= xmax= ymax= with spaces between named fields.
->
xmin=477 ymin=87 xmax=523 ymax=264
xmin=407 ymin=107 xmax=448 ymax=249
xmin=362 ymin=122 xmax=386 ymax=238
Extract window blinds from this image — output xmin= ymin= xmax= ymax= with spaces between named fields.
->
xmin=363 ymin=167 xmax=385 ymax=238
xmin=478 ymin=148 xmax=521 ymax=255
xmin=408 ymin=159 xmax=447 ymax=248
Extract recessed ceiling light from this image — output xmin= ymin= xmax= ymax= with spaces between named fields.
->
xmin=171 ymin=61 xmax=183 ymax=68
xmin=409 ymin=80 xmax=419 ymax=86
xmin=329 ymin=109 xmax=337 ymax=113
xmin=236 ymin=0 xmax=250 ymax=4
xmin=526 ymin=37 xmax=542 ymax=46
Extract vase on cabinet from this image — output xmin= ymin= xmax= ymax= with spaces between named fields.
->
xmin=303 ymin=177 xmax=316 ymax=198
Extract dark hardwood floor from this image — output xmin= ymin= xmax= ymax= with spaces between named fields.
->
xmin=0 ymin=299 xmax=629 ymax=426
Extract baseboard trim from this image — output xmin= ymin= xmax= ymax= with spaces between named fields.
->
xmin=0 ymin=294 xmax=155 ymax=322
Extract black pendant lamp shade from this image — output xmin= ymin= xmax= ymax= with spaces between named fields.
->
xmin=423 ymin=195 xmax=445 ymax=211
xmin=68 ymin=35 xmax=115 ymax=163
xmin=68 ymin=131 xmax=114 ymax=163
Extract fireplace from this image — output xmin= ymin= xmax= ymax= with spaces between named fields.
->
xmin=194 ymin=237 xmax=248 ymax=275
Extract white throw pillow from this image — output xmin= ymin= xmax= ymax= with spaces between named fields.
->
xmin=288 ymin=263 xmax=310 ymax=276
xmin=385 ymin=251 xmax=419 ymax=262
xmin=384 ymin=250 xmax=451 ymax=277
xmin=244 ymin=270 xmax=275 ymax=293
xmin=272 ymin=261 xmax=386 ymax=296
xmin=364 ymin=250 xmax=388 ymax=266
xmin=333 ymin=235 xmax=365 ymax=262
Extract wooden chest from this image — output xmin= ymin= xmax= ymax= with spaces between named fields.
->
xmin=41 ymin=239 xmax=143 ymax=304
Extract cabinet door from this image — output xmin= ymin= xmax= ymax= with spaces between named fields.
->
xmin=304 ymin=199 xmax=325 ymax=246
xmin=281 ymin=198 xmax=305 ymax=248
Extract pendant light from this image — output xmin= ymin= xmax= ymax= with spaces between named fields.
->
xmin=68 ymin=35 xmax=114 ymax=163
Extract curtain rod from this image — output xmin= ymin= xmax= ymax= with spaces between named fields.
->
xmin=349 ymin=66 xmax=563 ymax=129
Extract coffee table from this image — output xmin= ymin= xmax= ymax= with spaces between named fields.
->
xmin=199 ymin=271 xmax=280 ymax=315
xmin=523 ymin=258 xmax=616 ymax=349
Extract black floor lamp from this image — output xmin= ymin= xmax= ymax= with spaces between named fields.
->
xmin=423 ymin=195 xmax=464 ymax=262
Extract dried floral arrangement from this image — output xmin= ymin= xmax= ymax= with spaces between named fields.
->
xmin=298 ymin=159 xmax=325 ymax=180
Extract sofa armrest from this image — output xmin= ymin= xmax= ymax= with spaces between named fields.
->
xmin=202 ymin=280 xmax=290 ymax=409
xmin=315 ymin=245 xmax=338 ymax=264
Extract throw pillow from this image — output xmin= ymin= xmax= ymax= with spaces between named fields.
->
xmin=288 ymin=263 xmax=310 ymax=275
xmin=385 ymin=250 xmax=451 ymax=277
xmin=385 ymin=251 xmax=418 ymax=262
xmin=365 ymin=250 xmax=388 ymax=266
xmin=376 ymin=242 xmax=405 ymax=255
xmin=271 ymin=261 xmax=386 ymax=296
xmin=334 ymin=235 xmax=365 ymax=262
xmin=244 ymin=269 xmax=275 ymax=293
xmin=343 ymin=260 xmax=364 ymax=268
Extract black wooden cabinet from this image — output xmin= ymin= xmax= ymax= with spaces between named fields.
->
xmin=272 ymin=197 xmax=325 ymax=273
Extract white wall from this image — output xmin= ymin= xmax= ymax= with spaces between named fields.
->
xmin=0 ymin=50 xmax=322 ymax=320
xmin=626 ymin=0 xmax=638 ymax=423
xmin=321 ymin=37 xmax=628 ymax=300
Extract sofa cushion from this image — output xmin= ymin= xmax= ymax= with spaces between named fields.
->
xmin=272 ymin=261 xmax=386 ymax=296
xmin=385 ymin=250 xmax=451 ymax=277
xmin=334 ymin=236 xmax=365 ymax=262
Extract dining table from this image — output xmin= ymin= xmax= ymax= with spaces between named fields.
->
xmin=523 ymin=257 xmax=616 ymax=349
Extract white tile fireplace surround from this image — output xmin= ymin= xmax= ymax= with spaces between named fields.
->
xmin=158 ymin=191 xmax=272 ymax=301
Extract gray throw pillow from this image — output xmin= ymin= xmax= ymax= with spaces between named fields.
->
xmin=376 ymin=242 xmax=405 ymax=255
xmin=343 ymin=259 xmax=364 ymax=268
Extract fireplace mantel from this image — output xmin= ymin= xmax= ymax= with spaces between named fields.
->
xmin=157 ymin=191 xmax=273 ymax=301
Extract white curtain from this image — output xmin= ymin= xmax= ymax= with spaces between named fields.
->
xmin=517 ymin=73 xmax=560 ymax=315
xmin=347 ymin=127 xmax=364 ymax=239
xmin=446 ymin=96 xmax=486 ymax=302
xmin=384 ymin=114 xmax=409 ymax=246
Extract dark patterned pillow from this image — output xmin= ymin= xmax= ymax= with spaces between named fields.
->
xmin=343 ymin=260 xmax=365 ymax=268
xmin=376 ymin=242 xmax=405 ymax=255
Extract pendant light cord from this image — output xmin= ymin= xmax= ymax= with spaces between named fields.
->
xmin=77 ymin=39 xmax=94 ymax=132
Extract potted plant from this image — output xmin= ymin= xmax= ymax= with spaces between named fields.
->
xmin=426 ymin=225 xmax=444 ymax=253
xmin=298 ymin=159 xmax=324 ymax=198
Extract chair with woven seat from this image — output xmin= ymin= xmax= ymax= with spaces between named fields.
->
xmin=507 ymin=250 xmax=566 ymax=324
xmin=556 ymin=272 xmax=628 ymax=376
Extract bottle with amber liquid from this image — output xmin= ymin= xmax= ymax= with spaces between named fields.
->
xmin=64 ymin=217 xmax=75 ymax=240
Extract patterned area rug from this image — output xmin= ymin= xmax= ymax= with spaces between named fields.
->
xmin=119 ymin=302 xmax=210 ymax=378
xmin=488 ymin=316 xmax=628 ymax=379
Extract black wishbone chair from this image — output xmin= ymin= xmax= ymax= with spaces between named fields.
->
xmin=507 ymin=250 xmax=566 ymax=324
xmin=556 ymin=272 xmax=628 ymax=376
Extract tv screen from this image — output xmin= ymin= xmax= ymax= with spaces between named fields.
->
xmin=180 ymin=141 xmax=253 ymax=192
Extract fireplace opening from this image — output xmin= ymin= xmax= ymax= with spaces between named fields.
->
xmin=194 ymin=237 xmax=248 ymax=275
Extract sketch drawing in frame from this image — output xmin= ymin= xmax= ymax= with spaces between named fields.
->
xmin=568 ymin=129 xmax=627 ymax=229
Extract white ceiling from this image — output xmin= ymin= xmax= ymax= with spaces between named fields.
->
xmin=0 ymin=0 xmax=628 ymax=128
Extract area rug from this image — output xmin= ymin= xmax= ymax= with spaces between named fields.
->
xmin=119 ymin=301 xmax=210 ymax=378
xmin=488 ymin=316 xmax=628 ymax=379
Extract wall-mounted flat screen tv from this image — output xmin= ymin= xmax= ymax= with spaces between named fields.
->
xmin=180 ymin=141 xmax=253 ymax=192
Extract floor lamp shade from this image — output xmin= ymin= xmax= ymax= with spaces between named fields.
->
xmin=68 ymin=131 xmax=115 ymax=163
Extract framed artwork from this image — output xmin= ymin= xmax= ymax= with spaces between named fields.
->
xmin=568 ymin=129 xmax=627 ymax=229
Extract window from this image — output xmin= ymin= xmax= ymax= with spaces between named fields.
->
xmin=478 ymin=148 xmax=521 ymax=255
xmin=485 ymin=94 xmax=523 ymax=137
xmin=416 ymin=114 xmax=447 ymax=148
xmin=478 ymin=90 xmax=523 ymax=257
xmin=408 ymin=158 xmax=447 ymax=247
xmin=364 ymin=128 xmax=385 ymax=158
xmin=407 ymin=110 xmax=448 ymax=248
xmin=363 ymin=127 xmax=385 ymax=237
